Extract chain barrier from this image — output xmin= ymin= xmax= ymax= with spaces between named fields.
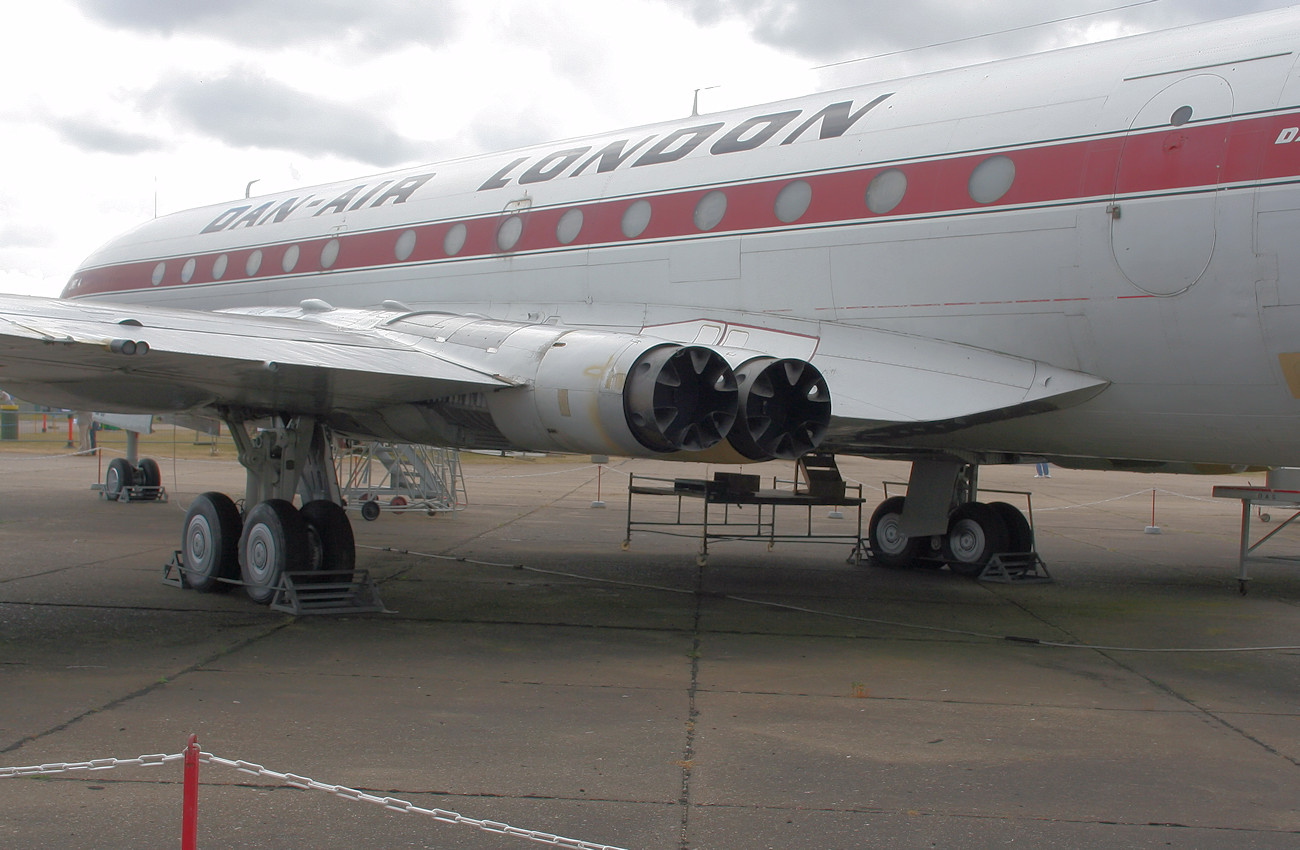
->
xmin=0 ymin=752 xmax=182 ymax=777
xmin=199 ymin=752 xmax=629 ymax=850
xmin=1 ymin=749 xmax=629 ymax=850
xmin=1033 ymin=486 xmax=1228 ymax=512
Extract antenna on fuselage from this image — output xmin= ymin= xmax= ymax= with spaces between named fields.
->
xmin=691 ymin=86 xmax=720 ymax=117
xmin=245 ymin=179 xmax=260 ymax=199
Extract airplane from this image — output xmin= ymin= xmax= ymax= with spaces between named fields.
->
xmin=2 ymin=6 xmax=1299 ymax=601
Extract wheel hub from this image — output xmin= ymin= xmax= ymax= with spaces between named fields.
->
xmin=876 ymin=514 xmax=908 ymax=555
xmin=245 ymin=525 xmax=276 ymax=581
xmin=186 ymin=516 xmax=211 ymax=566
xmin=948 ymin=519 xmax=985 ymax=562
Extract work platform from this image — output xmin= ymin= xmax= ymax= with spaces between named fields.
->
xmin=336 ymin=442 xmax=466 ymax=521
xmin=623 ymin=454 xmax=865 ymax=565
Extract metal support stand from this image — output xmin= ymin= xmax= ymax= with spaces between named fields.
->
xmin=269 ymin=571 xmax=387 ymax=615
xmin=624 ymin=462 xmax=865 ymax=566
xmin=163 ymin=551 xmax=387 ymax=614
xmin=979 ymin=552 xmax=1052 ymax=584
xmin=96 ymin=481 xmax=167 ymax=503
xmin=1211 ymin=484 xmax=1300 ymax=594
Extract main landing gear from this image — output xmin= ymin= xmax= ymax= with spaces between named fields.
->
xmin=175 ymin=415 xmax=356 ymax=604
xmin=866 ymin=461 xmax=1036 ymax=576
xmin=101 ymin=456 xmax=165 ymax=501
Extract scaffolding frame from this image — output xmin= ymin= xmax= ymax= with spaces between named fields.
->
xmin=335 ymin=442 xmax=467 ymax=520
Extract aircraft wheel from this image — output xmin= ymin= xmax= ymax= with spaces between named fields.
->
xmin=239 ymin=499 xmax=309 ymax=604
xmin=136 ymin=457 xmax=161 ymax=501
xmin=181 ymin=492 xmax=241 ymax=593
xmin=944 ymin=502 xmax=1009 ymax=577
xmin=300 ymin=499 xmax=356 ymax=576
xmin=868 ymin=496 xmax=920 ymax=568
xmin=105 ymin=458 xmax=134 ymax=500
xmin=988 ymin=501 xmax=1033 ymax=554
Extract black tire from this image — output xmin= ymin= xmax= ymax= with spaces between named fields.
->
xmin=136 ymin=457 xmax=161 ymax=501
xmin=868 ymin=496 xmax=921 ymax=568
xmin=944 ymin=501 xmax=1010 ymax=577
xmin=239 ymin=499 xmax=309 ymax=604
xmin=300 ymin=499 xmax=356 ymax=575
xmin=988 ymin=501 xmax=1034 ymax=554
xmin=360 ymin=499 xmax=381 ymax=522
xmin=181 ymin=492 xmax=241 ymax=593
xmin=105 ymin=457 xmax=134 ymax=499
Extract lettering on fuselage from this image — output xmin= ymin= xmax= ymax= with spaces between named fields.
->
xmin=198 ymin=93 xmax=893 ymax=235
xmin=478 ymin=94 xmax=895 ymax=192
xmin=201 ymin=173 xmax=436 ymax=234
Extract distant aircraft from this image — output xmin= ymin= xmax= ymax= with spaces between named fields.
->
xmin=2 ymin=8 xmax=1298 ymax=599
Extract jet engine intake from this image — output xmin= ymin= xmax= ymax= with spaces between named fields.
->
xmin=727 ymin=357 xmax=831 ymax=460
xmin=623 ymin=344 xmax=737 ymax=452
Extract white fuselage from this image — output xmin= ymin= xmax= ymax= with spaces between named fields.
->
xmin=62 ymin=8 xmax=1300 ymax=469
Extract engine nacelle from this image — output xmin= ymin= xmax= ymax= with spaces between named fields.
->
xmin=485 ymin=330 xmax=739 ymax=456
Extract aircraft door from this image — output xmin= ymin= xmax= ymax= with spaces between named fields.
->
xmin=1111 ymin=74 xmax=1234 ymax=295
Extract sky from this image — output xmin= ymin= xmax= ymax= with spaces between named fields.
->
xmin=0 ymin=0 xmax=1294 ymax=298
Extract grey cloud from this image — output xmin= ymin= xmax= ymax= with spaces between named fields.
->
xmin=463 ymin=108 xmax=556 ymax=158
xmin=142 ymin=67 xmax=429 ymax=166
xmin=0 ymin=222 xmax=56 ymax=250
xmin=678 ymin=0 xmax=1298 ymax=64
xmin=50 ymin=116 xmax=164 ymax=156
xmin=73 ymin=0 xmax=462 ymax=50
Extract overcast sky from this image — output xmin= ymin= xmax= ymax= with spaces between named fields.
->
xmin=1 ymin=0 xmax=1293 ymax=298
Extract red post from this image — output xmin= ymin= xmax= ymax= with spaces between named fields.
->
xmin=182 ymin=734 xmax=200 ymax=850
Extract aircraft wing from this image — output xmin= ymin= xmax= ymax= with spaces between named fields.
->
xmin=0 ymin=293 xmax=1109 ymax=455
xmin=0 ymin=293 xmax=512 ymax=416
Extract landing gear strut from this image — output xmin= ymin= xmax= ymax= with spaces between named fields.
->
xmin=866 ymin=460 xmax=1034 ymax=577
xmin=173 ymin=414 xmax=357 ymax=604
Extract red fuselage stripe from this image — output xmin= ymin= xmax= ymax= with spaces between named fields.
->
xmin=69 ymin=110 xmax=1300 ymax=298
